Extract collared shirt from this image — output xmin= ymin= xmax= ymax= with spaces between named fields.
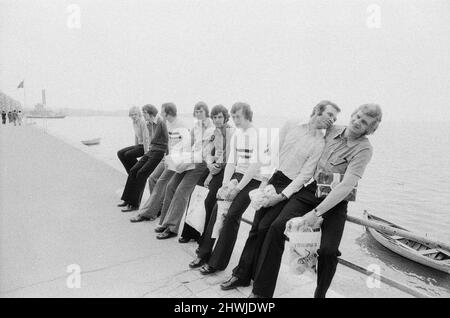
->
xmin=227 ymin=125 xmax=262 ymax=181
xmin=206 ymin=124 xmax=235 ymax=167
xmin=146 ymin=115 xmax=160 ymax=142
xmin=277 ymin=121 xmax=326 ymax=198
xmin=133 ymin=117 xmax=150 ymax=151
xmin=191 ymin=118 xmax=215 ymax=161
xmin=314 ymin=125 xmax=373 ymax=180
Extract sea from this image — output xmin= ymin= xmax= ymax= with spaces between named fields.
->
xmin=28 ymin=115 xmax=450 ymax=297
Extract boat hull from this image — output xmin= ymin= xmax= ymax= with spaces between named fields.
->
xmin=364 ymin=212 xmax=450 ymax=274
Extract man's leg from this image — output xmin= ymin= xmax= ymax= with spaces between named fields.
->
xmin=158 ymin=172 xmax=186 ymax=226
xmin=207 ymin=178 xmax=261 ymax=271
xmin=197 ymin=170 xmax=224 ymax=245
xmin=196 ymin=203 xmax=218 ymax=262
xmin=121 ymin=155 xmax=148 ymax=204
xmin=252 ymin=186 xmax=317 ymax=297
xmin=117 ymin=145 xmax=137 ymax=174
xmin=163 ymin=164 xmax=207 ymax=234
xmin=148 ymin=160 xmax=165 ymax=195
xmin=314 ymin=200 xmax=348 ymax=298
xmin=138 ymin=167 xmax=175 ymax=219
xmin=127 ymin=151 xmax=164 ymax=208
xmin=123 ymin=145 xmax=144 ymax=173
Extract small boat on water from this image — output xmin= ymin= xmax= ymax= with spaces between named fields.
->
xmin=363 ymin=211 xmax=450 ymax=274
xmin=81 ymin=138 xmax=101 ymax=146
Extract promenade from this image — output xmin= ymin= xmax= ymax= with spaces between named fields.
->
xmin=0 ymin=125 xmax=411 ymax=298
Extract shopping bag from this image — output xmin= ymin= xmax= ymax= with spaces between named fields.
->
xmin=211 ymin=200 xmax=232 ymax=239
xmin=185 ymin=185 xmax=209 ymax=234
xmin=248 ymin=185 xmax=277 ymax=210
xmin=284 ymin=218 xmax=322 ymax=275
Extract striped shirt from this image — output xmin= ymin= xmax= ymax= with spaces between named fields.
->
xmin=227 ymin=126 xmax=262 ymax=181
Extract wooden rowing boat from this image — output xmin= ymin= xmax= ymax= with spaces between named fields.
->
xmin=81 ymin=138 xmax=101 ymax=146
xmin=363 ymin=211 xmax=450 ymax=274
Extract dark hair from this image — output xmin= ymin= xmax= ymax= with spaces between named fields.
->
xmin=142 ymin=104 xmax=158 ymax=116
xmin=193 ymin=101 xmax=209 ymax=117
xmin=310 ymin=100 xmax=341 ymax=117
xmin=230 ymin=102 xmax=253 ymax=122
xmin=161 ymin=102 xmax=177 ymax=117
xmin=210 ymin=104 xmax=230 ymax=123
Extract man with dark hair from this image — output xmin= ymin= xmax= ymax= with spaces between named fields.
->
xmin=219 ymin=101 xmax=340 ymax=291
xmin=118 ymin=103 xmax=169 ymax=211
xmin=250 ymin=104 xmax=382 ymax=298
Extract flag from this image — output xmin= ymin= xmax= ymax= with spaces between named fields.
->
xmin=17 ymin=80 xmax=24 ymax=89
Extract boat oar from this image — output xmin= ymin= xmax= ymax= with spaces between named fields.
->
xmin=346 ymin=213 xmax=450 ymax=252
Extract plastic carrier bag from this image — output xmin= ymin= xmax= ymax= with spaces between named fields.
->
xmin=248 ymin=185 xmax=277 ymax=210
xmin=211 ymin=200 xmax=232 ymax=239
xmin=284 ymin=218 xmax=322 ymax=275
xmin=185 ymin=185 xmax=209 ymax=235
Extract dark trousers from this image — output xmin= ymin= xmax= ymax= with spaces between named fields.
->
xmin=181 ymin=169 xmax=219 ymax=241
xmin=232 ymin=171 xmax=292 ymax=284
xmin=198 ymin=173 xmax=261 ymax=270
xmin=1 ymin=115 xmax=6 ymax=124
xmin=120 ymin=150 xmax=165 ymax=207
xmin=252 ymin=182 xmax=348 ymax=298
xmin=117 ymin=144 xmax=144 ymax=174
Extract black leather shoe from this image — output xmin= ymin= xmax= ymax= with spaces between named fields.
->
xmin=178 ymin=237 xmax=192 ymax=243
xmin=199 ymin=264 xmax=217 ymax=275
xmin=189 ymin=257 xmax=205 ymax=269
xmin=130 ymin=215 xmax=150 ymax=223
xmin=121 ymin=205 xmax=138 ymax=212
xmin=220 ymin=276 xmax=250 ymax=290
xmin=154 ymin=226 xmax=166 ymax=233
xmin=117 ymin=201 xmax=128 ymax=207
xmin=156 ymin=229 xmax=177 ymax=240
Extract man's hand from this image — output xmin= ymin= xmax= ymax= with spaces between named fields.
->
xmin=302 ymin=211 xmax=323 ymax=229
xmin=226 ymin=187 xmax=240 ymax=201
xmin=204 ymin=174 xmax=213 ymax=188
xmin=286 ymin=212 xmax=322 ymax=232
xmin=208 ymin=163 xmax=222 ymax=175
xmin=262 ymin=193 xmax=284 ymax=208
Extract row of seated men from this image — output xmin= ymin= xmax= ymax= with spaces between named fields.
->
xmin=117 ymin=100 xmax=382 ymax=298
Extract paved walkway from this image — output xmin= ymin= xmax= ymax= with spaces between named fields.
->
xmin=0 ymin=125 xmax=411 ymax=298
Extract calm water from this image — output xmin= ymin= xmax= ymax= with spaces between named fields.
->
xmin=29 ymin=115 xmax=450 ymax=297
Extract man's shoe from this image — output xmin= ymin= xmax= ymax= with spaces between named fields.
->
xmin=156 ymin=229 xmax=177 ymax=240
xmin=220 ymin=276 xmax=250 ymax=290
xmin=154 ymin=226 xmax=166 ymax=233
xmin=121 ymin=205 xmax=138 ymax=212
xmin=189 ymin=257 xmax=205 ymax=269
xmin=178 ymin=237 xmax=192 ymax=244
xmin=130 ymin=215 xmax=150 ymax=223
xmin=199 ymin=264 xmax=217 ymax=275
xmin=117 ymin=201 xmax=128 ymax=207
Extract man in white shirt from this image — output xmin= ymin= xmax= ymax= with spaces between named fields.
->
xmin=219 ymin=100 xmax=341 ymax=290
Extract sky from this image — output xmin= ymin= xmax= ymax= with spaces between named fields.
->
xmin=1 ymin=0 xmax=449 ymax=122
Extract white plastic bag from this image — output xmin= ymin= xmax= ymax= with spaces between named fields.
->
xmin=185 ymin=185 xmax=209 ymax=234
xmin=211 ymin=200 xmax=232 ymax=239
xmin=284 ymin=219 xmax=322 ymax=275
xmin=248 ymin=185 xmax=277 ymax=210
